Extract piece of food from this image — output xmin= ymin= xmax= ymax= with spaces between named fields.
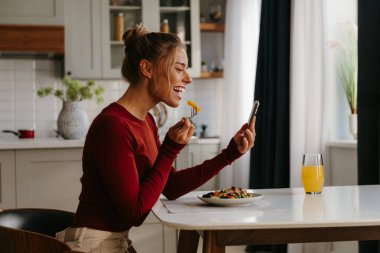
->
xmin=202 ymin=186 xmax=254 ymax=199
xmin=187 ymin=100 xmax=202 ymax=112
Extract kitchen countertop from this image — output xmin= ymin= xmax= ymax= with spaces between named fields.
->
xmin=0 ymin=136 xmax=220 ymax=150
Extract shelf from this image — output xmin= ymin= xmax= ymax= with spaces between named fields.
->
xmin=200 ymin=71 xmax=223 ymax=78
xmin=200 ymin=23 xmax=225 ymax=32
xmin=110 ymin=41 xmax=124 ymax=45
xmin=109 ymin=6 xmax=141 ymax=11
xmin=160 ymin=6 xmax=190 ymax=13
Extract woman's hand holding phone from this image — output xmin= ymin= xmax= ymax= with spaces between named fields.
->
xmin=234 ymin=100 xmax=259 ymax=153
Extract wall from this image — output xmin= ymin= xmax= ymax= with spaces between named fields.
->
xmin=0 ymin=58 xmax=223 ymax=139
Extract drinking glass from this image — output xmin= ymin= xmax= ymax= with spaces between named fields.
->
xmin=301 ymin=154 xmax=325 ymax=194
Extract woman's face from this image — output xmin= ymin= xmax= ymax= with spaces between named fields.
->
xmin=151 ymin=47 xmax=192 ymax=107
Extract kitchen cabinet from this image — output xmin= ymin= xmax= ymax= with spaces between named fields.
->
xmin=0 ymin=151 xmax=16 ymax=209
xmin=65 ymin=0 xmax=200 ymax=79
xmin=0 ymin=0 xmax=64 ymax=25
xmin=0 ymin=148 xmax=81 ymax=212
xmin=15 ymin=148 xmax=83 ymax=212
xmin=175 ymin=142 xmax=220 ymax=190
xmin=129 ymin=212 xmax=177 ymax=253
xmin=64 ymin=0 xmax=102 ymax=78
xmin=199 ymin=0 xmax=225 ymax=79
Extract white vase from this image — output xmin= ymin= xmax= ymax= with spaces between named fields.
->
xmin=57 ymin=101 xmax=89 ymax=139
xmin=348 ymin=113 xmax=357 ymax=140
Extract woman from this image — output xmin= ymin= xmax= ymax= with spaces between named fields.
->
xmin=56 ymin=24 xmax=256 ymax=252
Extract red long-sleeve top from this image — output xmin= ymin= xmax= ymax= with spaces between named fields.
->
xmin=73 ymin=102 xmax=242 ymax=232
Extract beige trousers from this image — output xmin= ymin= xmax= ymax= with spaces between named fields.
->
xmin=56 ymin=227 xmax=133 ymax=253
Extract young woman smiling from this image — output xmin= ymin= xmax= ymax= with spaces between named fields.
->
xmin=56 ymin=24 xmax=256 ymax=253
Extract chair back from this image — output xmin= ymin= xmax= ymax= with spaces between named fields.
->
xmin=0 ymin=225 xmax=73 ymax=253
xmin=0 ymin=208 xmax=75 ymax=237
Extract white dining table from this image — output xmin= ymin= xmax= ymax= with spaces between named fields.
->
xmin=152 ymin=185 xmax=380 ymax=253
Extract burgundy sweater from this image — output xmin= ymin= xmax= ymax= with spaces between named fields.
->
xmin=73 ymin=102 xmax=242 ymax=232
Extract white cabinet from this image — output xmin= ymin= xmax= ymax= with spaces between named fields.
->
xmin=0 ymin=148 xmax=82 ymax=212
xmin=64 ymin=0 xmax=102 ymax=78
xmin=0 ymin=0 xmax=64 ymax=25
xmin=65 ymin=0 xmax=200 ymax=79
xmin=199 ymin=0 xmax=225 ymax=79
xmin=0 ymin=151 xmax=16 ymax=209
xmin=129 ymin=212 xmax=177 ymax=253
xmin=15 ymin=148 xmax=83 ymax=212
xmin=176 ymin=142 xmax=220 ymax=190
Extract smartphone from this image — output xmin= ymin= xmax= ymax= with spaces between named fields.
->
xmin=248 ymin=100 xmax=260 ymax=128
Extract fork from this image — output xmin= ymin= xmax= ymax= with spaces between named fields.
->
xmin=189 ymin=107 xmax=198 ymax=119
xmin=178 ymin=107 xmax=198 ymax=132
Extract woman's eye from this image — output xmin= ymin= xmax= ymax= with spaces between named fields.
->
xmin=176 ymin=68 xmax=183 ymax=72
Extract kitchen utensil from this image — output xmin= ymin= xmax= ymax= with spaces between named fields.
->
xmin=189 ymin=106 xmax=198 ymax=119
xmin=2 ymin=129 xmax=35 ymax=139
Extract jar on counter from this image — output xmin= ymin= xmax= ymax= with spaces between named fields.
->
xmin=114 ymin=13 xmax=124 ymax=41
xmin=110 ymin=0 xmax=118 ymax=5
xmin=160 ymin=19 xmax=169 ymax=33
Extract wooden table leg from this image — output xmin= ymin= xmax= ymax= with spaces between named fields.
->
xmin=177 ymin=230 xmax=200 ymax=253
xmin=202 ymin=231 xmax=225 ymax=253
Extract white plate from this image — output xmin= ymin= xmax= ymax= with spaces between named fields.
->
xmin=198 ymin=193 xmax=263 ymax=206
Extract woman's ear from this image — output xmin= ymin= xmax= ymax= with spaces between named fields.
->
xmin=140 ymin=59 xmax=152 ymax=79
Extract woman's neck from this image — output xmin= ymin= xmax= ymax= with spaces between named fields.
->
xmin=117 ymin=84 xmax=156 ymax=120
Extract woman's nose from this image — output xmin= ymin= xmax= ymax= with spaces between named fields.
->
xmin=183 ymin=70 xmax=192 ymax=84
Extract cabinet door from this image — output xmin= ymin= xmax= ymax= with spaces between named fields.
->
xmin=158 ymin=0 xmax=200 ymax=77
xmin=0 ymin=151 xmax=16 ymax=209
xmin=0 ymin=0 xmax=64 ymax=25
xmin=101 ymin=0 xmax=159 ymax=78
xmin=15 ymin=148 xmax=83 ymax=212
xmin=129 ymin=212 xmax=177 ymax=253
xmin=64 ymin=0 xmax=102 ymax=78
xmin=99 ymin=0 xmax=200 ymax=79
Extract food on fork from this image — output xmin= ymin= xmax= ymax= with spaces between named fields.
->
xmin=187 ymin=100 xmax=202 ymax=113
xmin=202 ymin=186 xmax=255 ymax=199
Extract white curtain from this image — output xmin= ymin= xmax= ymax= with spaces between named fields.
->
xmin=290 ymin=0 xmax=357 ymax=252
xmin=219 ymin=0 xmax=261 ymax=189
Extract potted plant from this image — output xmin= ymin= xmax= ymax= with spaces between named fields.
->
xmin=327 ymin=21 xmax=358 ymax=139
xmin=37 ymin=75 xmax=105 ymax=139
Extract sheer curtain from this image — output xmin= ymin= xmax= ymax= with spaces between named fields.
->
xmin=290 ymin=0 xmax=357 ymax=252
xmin=219 ymin=0 xmax=261 ymax=189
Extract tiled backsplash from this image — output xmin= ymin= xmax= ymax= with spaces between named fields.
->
xmin=0 ymin=59 xmax=222 ymax=140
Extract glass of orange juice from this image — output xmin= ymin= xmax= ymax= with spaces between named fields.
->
xmin=302 ymin=154 xmax=324 ymax=194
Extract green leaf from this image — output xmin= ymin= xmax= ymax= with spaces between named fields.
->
xmin=36 ymin=76 xmax=105 ymax=103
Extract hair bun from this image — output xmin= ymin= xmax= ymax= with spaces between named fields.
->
xmin=123 ymin=23 xmax=149 ymax=49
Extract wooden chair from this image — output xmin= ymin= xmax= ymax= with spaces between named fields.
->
xmin=0 ymin=208 xmax=75 ymax=238
xmin=0 ymin=225 xmax=82 ymax=253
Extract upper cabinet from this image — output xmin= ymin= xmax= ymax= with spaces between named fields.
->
xmin=0 ymin=0 xmax=64 ymax=25
xmin=65 ymin=0 xmax=200 ymax=79
xmin=64 ymin=0 xmax=102 ymax=78
xmin=199 ymin=0 xmax=225 ymax=79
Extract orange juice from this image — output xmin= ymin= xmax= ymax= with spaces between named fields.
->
xmin=302 ymin=165 xmax=325 ymax=193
